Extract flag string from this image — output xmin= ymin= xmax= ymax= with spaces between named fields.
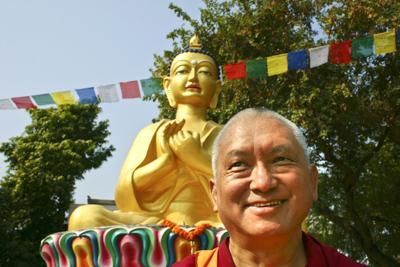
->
xmin=1 ymin=28 xmax=399 ymax=110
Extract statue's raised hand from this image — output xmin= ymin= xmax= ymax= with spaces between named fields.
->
xmin=159 ymin=119 xmax=185 ymax=155
xmin=169 ymin=130 xmax=202 ymax=164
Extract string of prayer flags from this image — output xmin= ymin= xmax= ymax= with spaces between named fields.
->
xmin=120 ymin=80 xmax=141 ymax=99
xmin=288 ymin=50 xmax=308 ymax=70
xmin=374 ymin=30 xmax=396 ymax=55
xmin=0 ymin=99 xmax=16 ymax=110
xmin=140 ymin=78 xmax=162 ymax=96
xmin=330 ymin=40 xmax=352 ymax=64
xmin=309 ymin=45 xmax=329 ymax=68
xmin=224 ymin=62 xmax=246 ymax=80
xmin=11 ymin=96 xmax=36 ymax=109
xmin=76 ymin=87 xmax=97 ymax=104
xmin=2 ymin=29 xmax=399 ymax=111
xmin=222 ymin=28 xmax=398 ymax=80
xmin=51 ymin=91 xmax=76 ymax=105
xmin=267 ymin=53 xmax=288 ymax=76
xmin=246 ymin=59 xmax=267 ymax=79
xmin=96 ymin=84 xmax=119 ymax=103
xmin=32 ymin=93 xmax=55 ymax=106
xmin=352 ymin=36 xmax=374 ymax=58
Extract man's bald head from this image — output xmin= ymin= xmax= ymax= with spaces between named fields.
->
xmin=211 ymin=108 xmax=310 ymax=180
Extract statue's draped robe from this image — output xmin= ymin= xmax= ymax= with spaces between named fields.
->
xmin=115 ymin=119 xmax=221 ymax=224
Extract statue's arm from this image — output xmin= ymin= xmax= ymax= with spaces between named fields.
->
xmin=116 ymin=121 xmax=177 ymax=211
xmin=125 ymin=120 xmax=185 ymax=191
xmin=132 ymin=152 xmax=176 ymax=190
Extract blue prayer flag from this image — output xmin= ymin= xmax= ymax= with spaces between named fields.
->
xmin=288 ymin=50 xmax=308 ymax=70
xmin=76 ymin=87 xmax=97 ymax=104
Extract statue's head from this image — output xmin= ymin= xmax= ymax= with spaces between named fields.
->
xmin=163 ymin=35 xmax=222 ymax=109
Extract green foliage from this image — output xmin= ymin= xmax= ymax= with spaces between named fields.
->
xmin=0 ymin=104 xmax=114 ymax=266
xmin=150 ymin=0 xmax=400 ymax=266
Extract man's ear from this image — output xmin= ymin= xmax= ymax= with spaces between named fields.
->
xmin=310 ymin=164 xmax=319 ymax=202
xmin=163 ymin=76 xmax=176 ymax=108
xmin=209 ymin=178 xmax=218 ymax=212
xmin=209 ymin=80 xmax=222 ymax=109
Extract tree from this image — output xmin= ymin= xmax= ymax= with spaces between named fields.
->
xmin=148 ymin=1 xmax=400 ymax=266
xmin=0 ymin=104 xmax=114 ymax=266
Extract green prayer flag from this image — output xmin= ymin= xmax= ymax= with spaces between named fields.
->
xmin=32 ymin=93 xmax=55 ymax=105
xmin=140 ymin=78 xmax=162 ymax=96
xmin=246 ymin=59 xmax=267 ymax=79
xmin=352 ymin=36 xmax=373 ymax=58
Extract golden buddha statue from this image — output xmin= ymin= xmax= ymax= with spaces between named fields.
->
xmin=68 ymin=36 xmax=222 ymax=230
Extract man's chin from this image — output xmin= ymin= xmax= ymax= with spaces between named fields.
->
xmin=240 ymin=221 xmax=284 ymax=237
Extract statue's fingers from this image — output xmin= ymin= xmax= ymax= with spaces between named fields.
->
xmin=171 ymin=134 xmax=180 ymax=147
xmin=164 ymin=122 xmax=173 ymax=137
xmin=192 ymin=131 xmax=200 ymax=141
xmin=177 ymin=119 xmax=185 ymax=130
xmin=170 ymin=121 xmax=180 ymax=135
xmin=168 ymin=137 xmax=176 ymax=150
xmin=178 ymin=130 xmax=186 ymax=140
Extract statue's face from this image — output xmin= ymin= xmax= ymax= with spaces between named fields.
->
xmin=164 ymin=52 xmax=221 ymax=108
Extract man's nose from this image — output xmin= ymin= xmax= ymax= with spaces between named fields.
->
xmin=249 ymin=164 xmax=278 ymax=193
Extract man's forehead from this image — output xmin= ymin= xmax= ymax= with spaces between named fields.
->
xmin=218 ymin=116 xmax=296 ymax=154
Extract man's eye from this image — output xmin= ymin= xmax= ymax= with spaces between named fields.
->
xmin=273 ymin=156 xmax=290 ymax=163
xmin=228 ymin=161 xmax=247 ymax=170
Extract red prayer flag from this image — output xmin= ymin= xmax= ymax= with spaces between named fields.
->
xmin=330 ymin=40 xmax=352 ymax=64
xmin=119 ymin=80 xmax=141 ymax=99
xmin=224 ymin=62 xmax=246 ymax=80
xmin=11 ymin=96 xmax=36 ymax=109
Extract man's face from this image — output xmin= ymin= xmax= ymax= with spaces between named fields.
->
xmin=163 ymin=52 xmax=221 ymax=108
xmin=211 ymin=116 xmax=318 ymax=240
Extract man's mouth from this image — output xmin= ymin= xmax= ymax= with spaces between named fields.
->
xmin=248 ymin=200 xmax=286 ymax=208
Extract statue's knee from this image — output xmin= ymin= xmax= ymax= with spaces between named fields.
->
xmin=68 ymin=204 xmax=108 ymax=230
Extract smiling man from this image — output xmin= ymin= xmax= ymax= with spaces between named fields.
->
xmin=173 ymin=108 xmax=366 ymax=267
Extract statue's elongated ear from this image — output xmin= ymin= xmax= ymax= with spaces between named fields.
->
xmin=163 ymin=76 xmax=177 ymax=108
xmin=209 ymin=80 xmax=222 ymax=109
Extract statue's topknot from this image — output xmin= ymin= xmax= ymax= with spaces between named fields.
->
xmin=189 ymin=35 xmax=202 ymax=49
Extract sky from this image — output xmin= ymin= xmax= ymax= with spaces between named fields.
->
xmin=0 ymin=0 xmax=204 ymax=203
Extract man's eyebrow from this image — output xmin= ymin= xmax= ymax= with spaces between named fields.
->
xmin=225 ymin=149 xmax=248 ymax=158
xmin=271 ymin=145 xmax=292 ymax=154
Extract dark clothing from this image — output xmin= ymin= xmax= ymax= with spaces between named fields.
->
xmin=172 ymin=233 xmax=366 ymax=266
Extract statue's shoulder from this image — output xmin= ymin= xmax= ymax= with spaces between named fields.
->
xmin=135 ymin=119 xmax=169 ymax=138
xmin=204 ymin=120 xmax=223 ymax=134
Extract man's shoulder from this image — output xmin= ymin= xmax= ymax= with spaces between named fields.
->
xmin=172 ymin=247 xmax=219 ymax=267
xmin=305 ymin=234 xmax=367 ymax=267
xmin=172 ymin=254 xmax=197 ymax=267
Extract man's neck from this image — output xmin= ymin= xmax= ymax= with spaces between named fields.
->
xmin=229 ymin=231 xmax=307 ymax=267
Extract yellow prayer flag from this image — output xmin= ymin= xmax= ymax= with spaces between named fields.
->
xmin=51 ymin=91 xmax=76 ymax=105
xmin=267 ymin=53 xmax=288 ymax=76
xmin=374 ymin=30 xmax=396 ymax=55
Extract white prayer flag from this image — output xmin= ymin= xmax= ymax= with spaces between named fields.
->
xmin=309 ymin=45 xmax=329 ymax=68
xmin=0 ymin=99 xmax=16 ymax=110
xmin=96 ymin=84 xmax=119 ymax=103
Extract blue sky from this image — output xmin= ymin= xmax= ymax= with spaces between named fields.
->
xmin=0 ymin=0 xmax=203 ymax=203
